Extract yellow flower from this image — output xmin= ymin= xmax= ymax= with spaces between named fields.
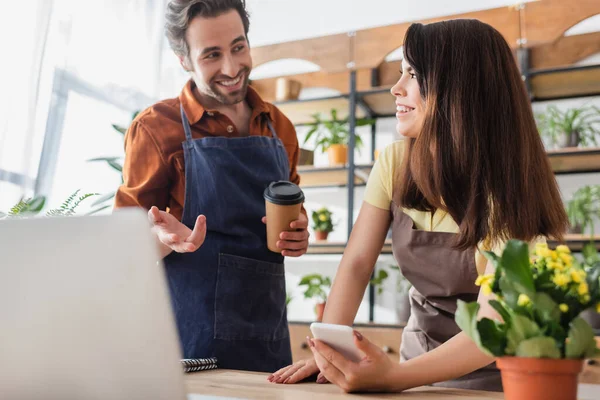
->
xmin=518 ymin=294 xmax=531 ymax=307
xmin=475 ymin=273 xmax=494 ymax=286
xmin=540 ymin=248 xmax=553 ymax=258
xmin=318 ymin=214 xmax=328 ymax=222
xmin=559 ymin=253 xmax=573 ymax=267
xmin=548 ymin=261 xmax=563 ymax=271
xmin=578 ymin=282 xmax=589 ymax=296
xmin=553 ymin=273 xmax=571 ymax=288
xmin=550 ymin=250 xmax=558 ymax=261
xmin=596 ymin=303 xmax=600 ymax=313
xmin=570 ymin=269 xmax=585 ymax=283
xmin=556 ymin=245 xmax=571 ymax=254
xmin=559 ymin=303 xmax=569 ymax=313
xmin=535 ymin=243 xmax=548 ymax=257
xmin=482 ymin=284 xmax=493 ymax=296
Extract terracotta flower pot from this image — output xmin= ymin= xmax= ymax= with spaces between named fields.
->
xmin=314 ymin=230 xmax=329 ymax=241
xmin=314 ymin=302 xmax=326 ymax=322
xmin=327 ymin=144 xmax=347 ymax=166
xmin=497 ymin=357 xmax=583 ymax=400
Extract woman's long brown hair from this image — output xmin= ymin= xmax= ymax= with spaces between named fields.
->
xmin=396 ymin=19 xmax=568 ymax=249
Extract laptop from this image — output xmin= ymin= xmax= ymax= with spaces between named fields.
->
xmin=0 ymin=208 xmax=187 ymax=400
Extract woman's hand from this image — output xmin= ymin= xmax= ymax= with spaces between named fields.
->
xmin=309 ymin=330 xmax=402 ymax=393
xmin=267 ymin=357 xmax=329 ymax=384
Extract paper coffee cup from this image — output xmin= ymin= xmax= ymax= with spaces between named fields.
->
xmin=264 ymin=181 xmax=305 ymax=253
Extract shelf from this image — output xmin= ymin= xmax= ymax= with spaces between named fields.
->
xmin=307 ymin=239 xmax=392 ymax=255
xmin=529 ymin=64 xmax=600 ymax=101
xmin=306 ymin=236 xmax=599 ymax=255
xmin=296 ymin=147 xmax=600 ymax=189
xmin=275 ymin=95 xmax=368 ymax=125
xmin=548 ymin=235 xmax=600 ymax=252
xmin=297 ymin=164 xmax=373 ymax=188
xmin=547 ymin=147 xmax=600 ymax=175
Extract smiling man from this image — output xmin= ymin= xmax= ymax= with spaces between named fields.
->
xmin=114 ymin=0 xmax=308 ymax=372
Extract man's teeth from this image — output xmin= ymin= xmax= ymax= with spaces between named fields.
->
xmin=397 ymin=105 xmax=414 ymax=113
xmin=219 ymin=76 xmax=242 ymax=86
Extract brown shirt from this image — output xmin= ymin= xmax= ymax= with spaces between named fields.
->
xmin=114 ymin=79 xmax=301 ymax=221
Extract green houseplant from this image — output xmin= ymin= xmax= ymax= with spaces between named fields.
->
xmin=87 ymin=111 xmax=139 ymax=214
xmin=298 ymin=273 xmax=331 ymax=322
xmin=303 ymin=108 xmax=374 ymax=166
xmin=566 ymin=185 xmax=600 ymax=236
xmin=0 ymin=190 xmax=97 ymax=219
xmin=311 ymin=207 xmax=334 ymax=241
xmin=456 ymin=240 xmax=600 ymax=400
xmin=536 ymin=105 xmax=600 ymax=149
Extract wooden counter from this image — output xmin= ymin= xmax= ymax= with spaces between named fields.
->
xmin=185 ymin=370 xmax=600 ymax=399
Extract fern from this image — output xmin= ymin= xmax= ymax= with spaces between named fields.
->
xmin=45 ymin=190 xmax=98 ymax=217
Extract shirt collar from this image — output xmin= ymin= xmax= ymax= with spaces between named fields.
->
xmin=179 ymin=79 xmax=274 ymax=125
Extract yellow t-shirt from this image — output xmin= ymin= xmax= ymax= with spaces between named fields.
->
xmin=364 ymin=141 xmax=541 ymax=274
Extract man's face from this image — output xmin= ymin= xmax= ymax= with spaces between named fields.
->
xmin=182 ymin=10 xmax=252 ymax=106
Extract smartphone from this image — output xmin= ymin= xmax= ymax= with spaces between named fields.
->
xmin=309 ymin=322 xmax=363 ymax=362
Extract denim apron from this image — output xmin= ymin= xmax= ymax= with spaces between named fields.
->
xmin=162 ymin=104 xmax=292 ymax=372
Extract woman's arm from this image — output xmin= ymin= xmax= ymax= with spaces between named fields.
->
xmin=322 ymin=202 xmax=392 ymax=325
xmin=308 ymin=258 xmax=501 ymax=392
xmin=268 ymin=202 xmax=391 ymax=384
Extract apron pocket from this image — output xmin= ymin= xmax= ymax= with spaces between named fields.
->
xmin=214 ymin=253 xmax=288 ymax=341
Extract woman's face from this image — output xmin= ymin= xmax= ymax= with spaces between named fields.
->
xmin=390 ymin=59 xmax=425 ymax=138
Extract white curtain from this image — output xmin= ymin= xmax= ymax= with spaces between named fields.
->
xmin=0 ymin=0 xmax=184 ymax=212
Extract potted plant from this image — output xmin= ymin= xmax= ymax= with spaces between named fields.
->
xmin=298 ymin=273 xmax=331 ymax=322
xmin=0 ymin=190 xmax=97 ymax=219
xmin=311 ymin=207 xmax=334 ymax=241
xmin=566 ymin=185 xmax=600 ymax=236
xmin=86 ymin=111 xmax=139 ymax=214
xmin=303 ymin=108 xmax=374 ymax=166
xmin=390 ymin=265 xmax=412 ymax=324
xmin=536 ymin=105 xmax=600 ymax=149
xmin=581 ymin=243 xmax=600 ymax=330
xmin=369 ymin=268 xmax=389 ymax=295
xmin=456 ymin=240 xmax=600 ymax=400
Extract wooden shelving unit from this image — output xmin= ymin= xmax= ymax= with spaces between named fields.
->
xmin=307 ymin=236 xmax=600 ymax=255
xmin=297 ymin=147 xmax=600 ymax=188
xmin=298 ymin=164 xmax=372 ymax=188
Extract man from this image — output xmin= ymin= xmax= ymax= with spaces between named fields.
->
xmin=114 ymin=0 xmax=309 ymax=372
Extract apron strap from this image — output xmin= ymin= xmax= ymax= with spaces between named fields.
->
xmin=266 ymin=118 xmax=279 ymax=139
xmin=180 ymin=103 xmax=194 ymax=142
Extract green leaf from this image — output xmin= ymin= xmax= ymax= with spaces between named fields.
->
xmin=477 ymin=318 xmax=507 ymax=356
xmin=500 ymin=240 xmax=535 ymax=297
xmin=499 ymin=277 xmax=520 ymax=310
xmin=107 ymin=160 xmax=123 ymax=173
xmin=533 ymin=292 xmax=561 ymax=324
xmin=112 ymin=124 xmax=127 ymax=135
xmin=489 ymin=299 xmax=511 ymax=325
xmin=516 ymin=336 xmax=561 ymax=359
xmin=566 ymin=317 xmax=597 ymax=358
xmin=91 ymin=192 xmax=116 ymax=207
xmin=455 ymin=300 xmax=493 ymax=356
xmin=506 ymin=314 xmax=541 ymax=355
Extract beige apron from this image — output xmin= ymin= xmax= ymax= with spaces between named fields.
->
xmin=390 ymin=202 xmax=502 ymax=392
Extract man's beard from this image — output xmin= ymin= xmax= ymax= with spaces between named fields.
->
xmin=203 ymin=68 xmax=250 ymax=106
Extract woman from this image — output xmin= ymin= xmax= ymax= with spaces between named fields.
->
xmin=268 ymin=19 xmax=568 ymax=392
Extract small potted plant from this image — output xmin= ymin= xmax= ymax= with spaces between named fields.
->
xmin=566 ymin=185 xmax=600 ymax=236
xmin=456 ymin=240 xmax=600 ymax=400
xmin=298 ymin=273 xmax=331 ymax=322
xmin=311 ymin=207 xmax=334 ymax=241
xmin=303 ymin=108 xmax=374 ymax=166
xmin=390 ymin=265 xmax=412 ymax=324
xmin=536 ymin=105 xmax=600 ymax=149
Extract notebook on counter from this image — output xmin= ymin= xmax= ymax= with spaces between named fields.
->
xmin=181 ymin=357 xmax=218 ymax=373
